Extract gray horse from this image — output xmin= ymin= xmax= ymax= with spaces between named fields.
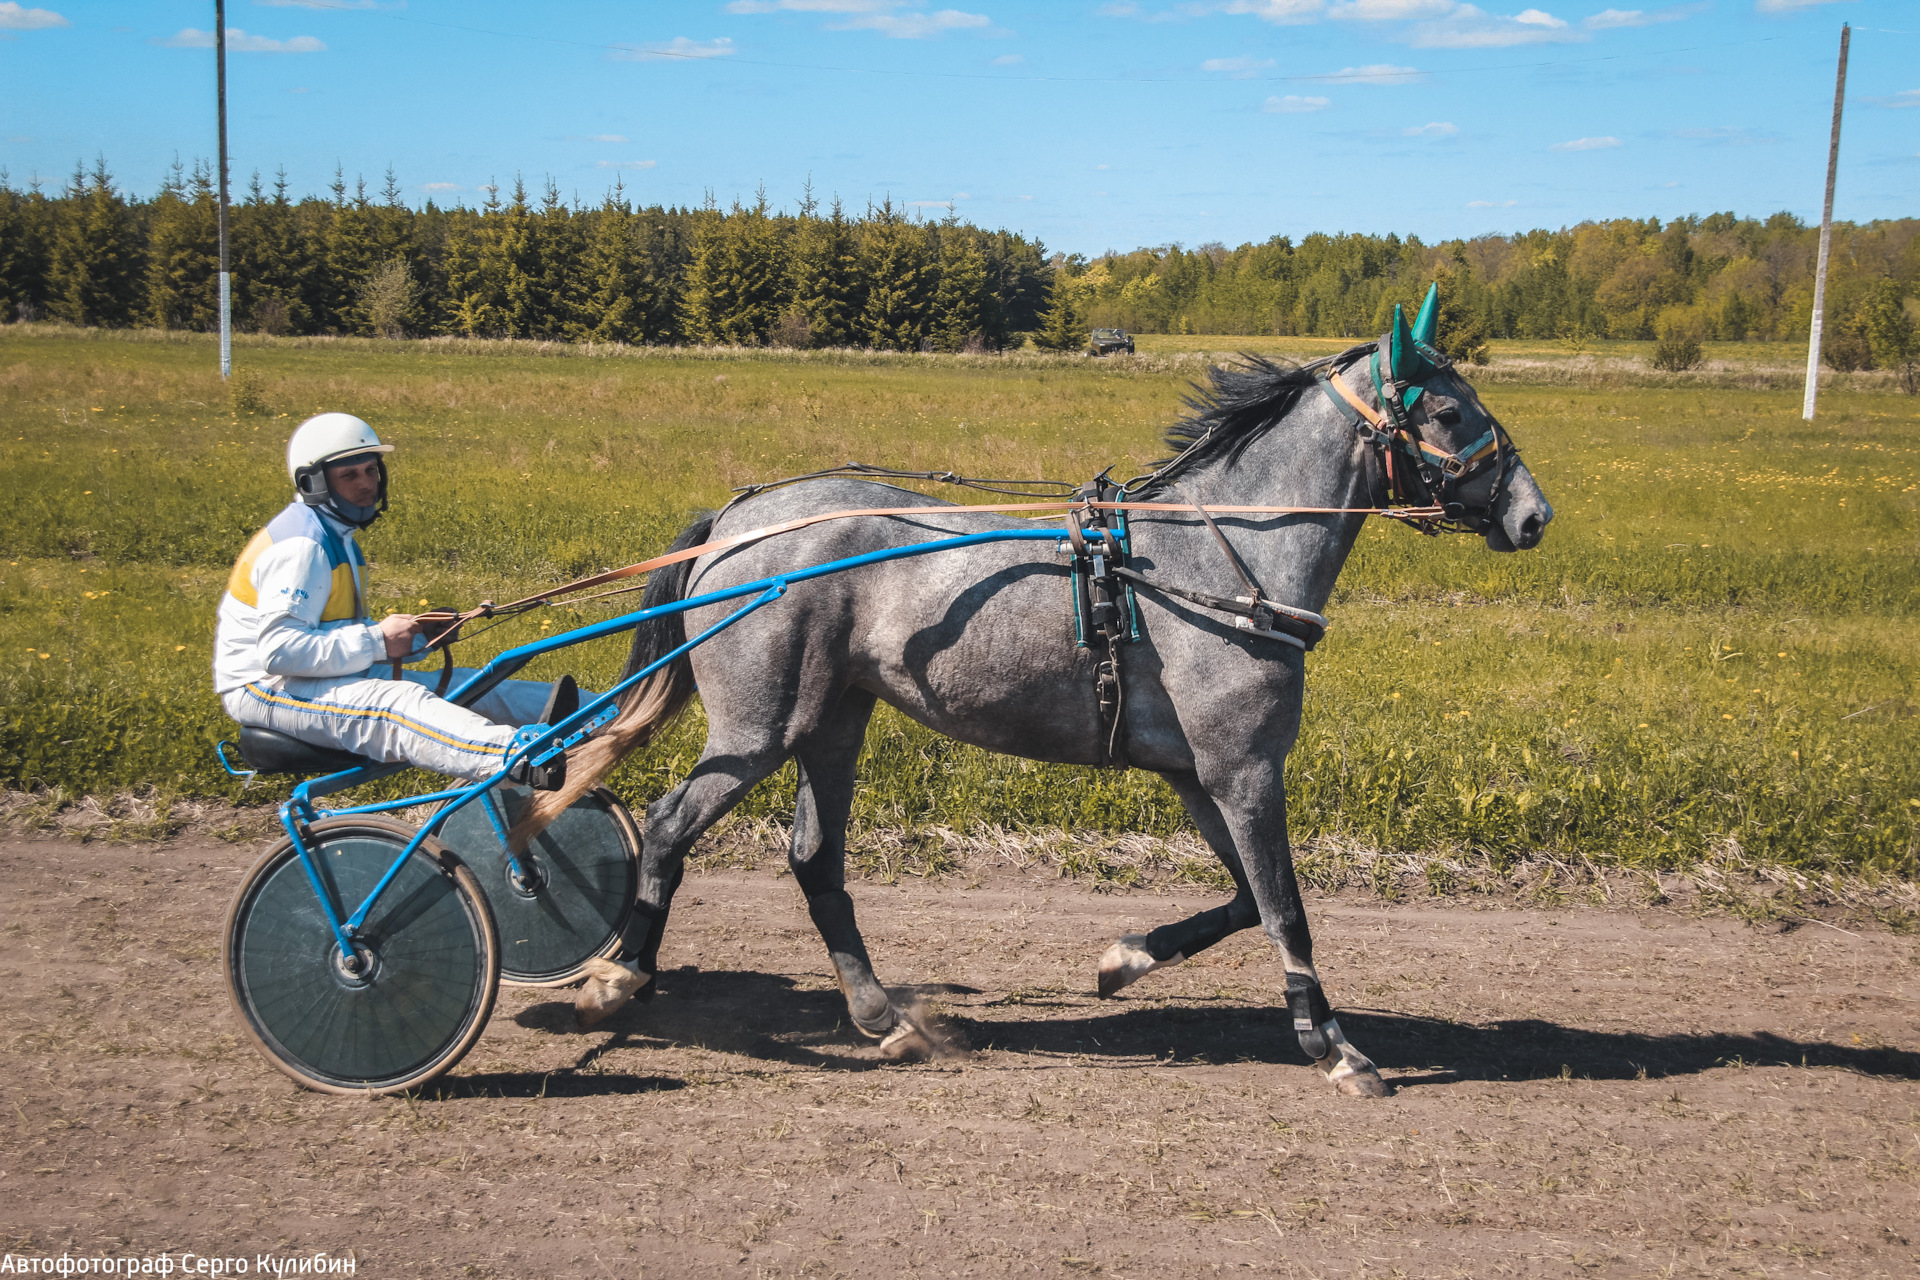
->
xmin=519 ymin=316 xmax=1552 ymax=1096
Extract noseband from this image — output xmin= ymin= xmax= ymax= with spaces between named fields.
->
xmin=1315 ymin=336 xmax=1516 ymax=537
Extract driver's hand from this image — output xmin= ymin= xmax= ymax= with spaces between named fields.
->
xmin=380 ymin=613 xmax=422 ymax=658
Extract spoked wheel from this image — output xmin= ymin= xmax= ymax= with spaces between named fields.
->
xmin=224 ymin=817 xmax=500 ymax=1096
xmin=433 ymin=784 xmax=640 ymax=987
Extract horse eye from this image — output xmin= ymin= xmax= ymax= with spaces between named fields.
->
xmin=1434 ymin=406 xmax=1460 ymax=426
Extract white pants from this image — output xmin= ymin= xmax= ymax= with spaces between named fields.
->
xmin=222 ymin=668 xmax=572 ymax=781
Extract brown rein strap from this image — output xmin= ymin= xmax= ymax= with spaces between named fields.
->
xmin=426 ymin=496 xmax=1443 ymax=628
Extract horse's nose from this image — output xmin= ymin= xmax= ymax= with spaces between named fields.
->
xmin=1518 ymin=511 xmax=1545 ymax=546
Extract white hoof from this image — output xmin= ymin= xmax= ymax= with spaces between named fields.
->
xmin=575 ymin=957 xmax=651 ymax=1030
xmin=1098 ymin=935 xmax=1182 ymax=997
xmin=1313 ymin=1018 xmax=1387 ymax=1097
xmin=878 ymin=1018 xmax=936 ymax=1062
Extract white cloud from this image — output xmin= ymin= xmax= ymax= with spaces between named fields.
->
xmin=728 ymin=0 xmax=993 ymax=38
xmin=1878 ymin=89 xmax=1920 ymax=109
xmin=1551 ymin=135 xmax=1621 ymax=150
xmin=1468 ymin=199 xmax=1519 ymax=207
xmin=615 ymin=36 xmax=736 ymax=59
xmin=991 ymin=52 xmax=1022 ymax=63
xmin=1404 ymin=120 xmax=1457 ymax=136
xmin=1217 ymin=0 xmax=1326 ymax=21
xmin=596 ymin=160 xmax=658 ymax=170
xmin=0 ymin=2 xmax=67 ymax=29
xmin=1265 ymin=94 xmax=1331 ymax=112
xmin=421 ymin=182 xmax=462 ymax=192
xmin=253 ymin=0 xmax=374 ymax=7
xmin=1584 ymin=3 xmax=1701 ymax=27
xmin=1410 ymin=5 xmax=1585 ymax=47
xmin=156 ymin=27 xmax=325 ymax=52
xmin=1202 ymin=55 xmax=1276 ymax=75
xmin=834 ymin=9 xmax=990 ymax=36
xmin=1671 ymin=125 xmax=1777 ymax=145
xmin=1754 ymin=0 xmax=1852 ymax=10
xmin=1321 ymin=62 xmax=1421 ymax=82
xmin=1328 ymin=0 xmax=1452 ymax=18
xmin=582 ymin=134 xmax=629 ymax=143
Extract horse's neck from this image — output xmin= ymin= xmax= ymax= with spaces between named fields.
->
xmin=1164 ymin=403 xmax=1369 ymax=614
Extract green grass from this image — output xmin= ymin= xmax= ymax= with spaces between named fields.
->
xmin=2 ymin=324 xmax=1916 ymax=878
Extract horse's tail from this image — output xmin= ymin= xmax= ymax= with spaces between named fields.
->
xmin=506 ymin=512 xmax=714 ymax=852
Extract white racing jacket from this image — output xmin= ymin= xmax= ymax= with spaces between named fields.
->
xmin=213 ymin=500 xmax=387 ymax=695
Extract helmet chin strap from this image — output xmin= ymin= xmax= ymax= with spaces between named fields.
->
xmin=324 ymin=495 xmax=382 ymax=529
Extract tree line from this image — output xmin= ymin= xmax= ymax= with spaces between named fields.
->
xmin=2 ymin=159 xmax=1915 ymax=370
xmin=0 ymin=159 xmax=1054 ymax=351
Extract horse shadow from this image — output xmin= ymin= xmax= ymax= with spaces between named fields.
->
xmin=496 ymin=966 xmax=1920 ymax=1091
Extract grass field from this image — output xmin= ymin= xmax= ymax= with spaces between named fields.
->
xmin=2 ymin=324 xmax=1916 ymax=880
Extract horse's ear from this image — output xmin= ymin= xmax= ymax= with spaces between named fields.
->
xmin=1390 ymin=303 xmax=1418 ymax=381
xmin=1411 ymin=283 xmax=1439 ymax=346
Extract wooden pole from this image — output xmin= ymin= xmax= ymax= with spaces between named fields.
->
xmin=216 ymin=0 xmax=232 ymax=380
xmin=1802 ymin=23 xmax=1849 ymax=421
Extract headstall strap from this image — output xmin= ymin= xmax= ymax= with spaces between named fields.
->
xmin=1065 ymin=475 xmax=1136 ymax=768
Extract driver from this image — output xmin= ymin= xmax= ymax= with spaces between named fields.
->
xmin=213 ymin=412 xmax=577 ymax=788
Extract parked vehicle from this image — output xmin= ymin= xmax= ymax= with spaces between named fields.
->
xmin=1089 ymin=328 xmax=1135 ymax=356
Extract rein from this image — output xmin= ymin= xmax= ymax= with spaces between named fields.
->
xmin=417 ymin=494 xmax=1445 ymax=638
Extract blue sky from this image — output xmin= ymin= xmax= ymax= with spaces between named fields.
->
xmin=2 ymin=0 xmax=1913 ymax=254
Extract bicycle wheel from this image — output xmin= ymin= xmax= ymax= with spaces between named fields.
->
xmin=224 ymin=817 xmax=500 ymax=1096
xmin=434 ymin=784 xmax=640 ymax=987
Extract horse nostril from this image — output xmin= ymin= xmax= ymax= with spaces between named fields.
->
xmin=1520 ymin=514 xmax=1543 ymax=541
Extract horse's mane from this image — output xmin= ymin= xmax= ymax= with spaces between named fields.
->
xmin=1136 ymin=345 xmax=1372 ymax=495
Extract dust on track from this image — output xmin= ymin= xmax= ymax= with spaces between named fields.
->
xmin=2 ymin=834 xmax=1916 ymax=1279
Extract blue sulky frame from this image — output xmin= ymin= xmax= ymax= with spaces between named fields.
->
xmin=215 ymin=528 xmax=1065 ymax=970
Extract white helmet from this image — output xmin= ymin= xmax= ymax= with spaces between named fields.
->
xmin=287 ymin=412 xmax=394 ymax=524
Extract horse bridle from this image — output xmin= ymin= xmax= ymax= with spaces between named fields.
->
xmin=1315 ymin=336 xmax=1517 ymax=537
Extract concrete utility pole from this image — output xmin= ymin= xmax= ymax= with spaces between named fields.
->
xmin=216 ymin=0 xmax=232 ymax=380
xmin=1802 ymin=23 xmax=1849 ymax=422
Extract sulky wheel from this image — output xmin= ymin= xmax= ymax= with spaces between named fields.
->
xmin=224 ymin=817 xmax=500 ymax=1096
xmin=432 ymin=784 xmax=640 ymax=987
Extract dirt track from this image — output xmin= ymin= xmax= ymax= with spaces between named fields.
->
xmin=2 ymin=833 xmax=1916 ymax=1279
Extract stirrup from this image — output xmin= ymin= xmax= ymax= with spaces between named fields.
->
xmin=505 ymin=677 xmax=579 ymax=793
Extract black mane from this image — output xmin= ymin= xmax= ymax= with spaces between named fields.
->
xmin=1138 ymin=345 xmax=1371 ymax=495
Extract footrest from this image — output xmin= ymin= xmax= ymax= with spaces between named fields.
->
xmin=235 ymin=727 xmax=373 ymax=776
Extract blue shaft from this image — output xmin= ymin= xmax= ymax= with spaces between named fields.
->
xmin=292 ymin=526 xmax=1064 ymax=941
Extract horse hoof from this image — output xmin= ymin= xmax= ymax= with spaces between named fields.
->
xmin=878 ymin=1019 xmax=935 ymax=1062
xmin=1320 ymin=1056 xmax=1388 ymax=1098
xmin=1097 ymin=935 xmax=1180 ymax=998
xmin=575 ymin=957 xmax=651 ymax=1030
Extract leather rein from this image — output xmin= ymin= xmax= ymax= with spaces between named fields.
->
xmin=413 ymin=342 xmax=1512 ymax=655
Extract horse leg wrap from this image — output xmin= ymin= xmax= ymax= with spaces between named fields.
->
xmin=807 ymin=890 xmax=892 ymax=1034
xmin=1286 ymin=975 xmax=1335 ymax=1062
xmin=615 ymin=901 xmax=670 ymax=1002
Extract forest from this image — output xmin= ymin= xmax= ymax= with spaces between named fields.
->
xmin=2 ymin=159 xmax=1915 ymax=363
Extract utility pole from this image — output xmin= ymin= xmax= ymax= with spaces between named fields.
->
xmin=216 ymin=0 xmax=232 ymax=380
xmin=1802 ymin=23 xmax=1849 ymax=421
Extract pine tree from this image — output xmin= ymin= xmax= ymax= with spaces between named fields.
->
xmin=48 ymin=158 xmax=137 ymax=327
xmin=443 ymin=186 xmax=506 ymax=337
xmin=495 ymin=177 xmax=540 ymax=338
xmin=232 ymin=168 xmax=315 ymax=335
xmin=571 ymin=183 xmax=641 ymax=343
xmin=788 ymin=197 xmax=862 ymax=348
xmin=140 ymin=158 xmax=219 ymax=329
xmin=0 ymin=169 xmax=53 ymax=322
xmin=531 ymin=180 xmax=583 ymax=339
xmin=630 ymin=208 xmax=692 ymax=344
xmin=858 ymin=201 xmax=932 ymax=351
xmin=682 ymin=191 xmax=789 ymax=345
xmin=1032 ymin=267 xmax=1088 ymax=352
xmin=324 ymin=170 xmax=378 ymax=333
xmin=930 ymin=227 xmax=988 ymax=352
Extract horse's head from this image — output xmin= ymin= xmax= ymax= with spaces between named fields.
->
xmin=1373 ymin=285 xmax=1553 ymax=552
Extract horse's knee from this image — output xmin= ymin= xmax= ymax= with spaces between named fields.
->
xmin=1224 ymin=892 xmax=1260 ymax=932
